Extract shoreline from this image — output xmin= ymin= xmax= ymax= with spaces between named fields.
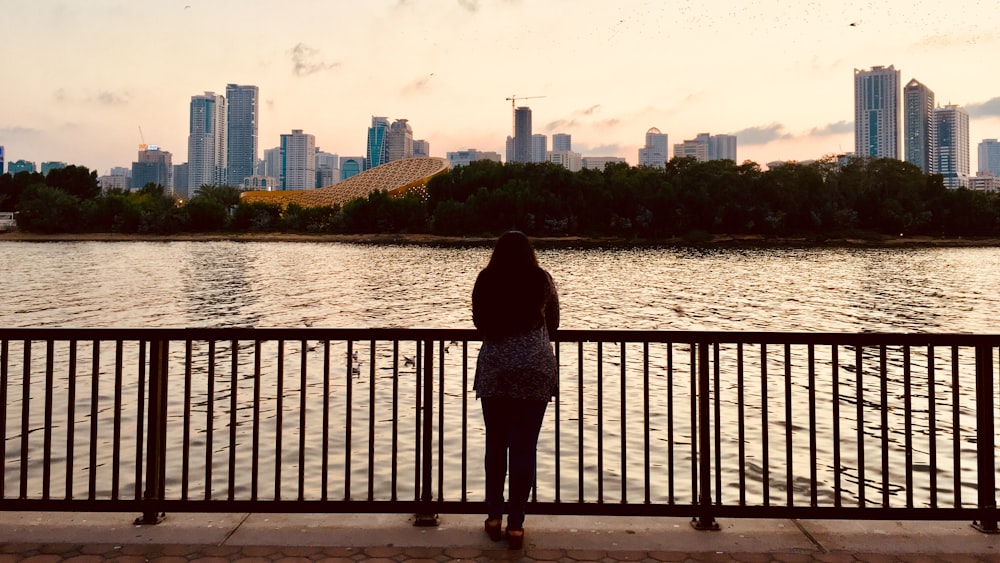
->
xmin=1 ymin=230 xmax=999 ymax=248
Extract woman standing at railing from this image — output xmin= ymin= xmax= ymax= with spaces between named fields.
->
xmin=472 ymin=230 xmax=560 ymax=550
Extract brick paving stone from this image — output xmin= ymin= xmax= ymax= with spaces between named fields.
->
xmin=354 ymin=559 xmax=396 ymax=563
xmin=566 ymin=550 xmax=606 ymax=561
xmin=119 ymin=544 xmax=158 ymax=556
xmin=241 ymin=546 xmax=279 ymax=558
xmin=281 ymin=547 xmax=323 ymax=558
xmin=160 ymin=545 xmax=198 ymax=556
xmin=727 ymin=553 xmax=777 ymax=563
xmin=230 ymin=557 xmax=272 ymax=563
xmin=443 ymin=547 xmax=483 ymax=559
xmin=321 ymin=548 xmax=362 ymax=558
xmin=604 ymin=551 xmax=649 ymax=561
xmin=813 ymin=553 xmax=858 ymax=563
xmin=646 ymin=551 xmax=691 ymax=562
xmin=273 ymin=557 xmax=313 ymax=563
xmin=313 ymin=558 xmax=356 ymax=563
xmin=851 ymin=554 xmax=899 ymax=563
xmin=363 ymin=547 xmax=404 ymax=558
xmin=202 ymin=546 xmax=243 ymax=557
xmin=892 ymin=556 xmax=942 ymax=563
xmin=397 ymin=559 xmax=438 ymax=563
xmin=480 ymin=547 xmax=522 ymax=560
xmin=62 ymin=556 xmax=107 ymax=563
xmin=402 ymin=547 xmax=443 ymax=559
xmin=772 ymin=554 xmax=819 ymax=563
xmin=78 ymin=544 xmax=119 ymax=555
xmin=19 ymin=556 xmax=62 ymax=563
xmin=188 ymin=557 xmax=231 ymax=563
xmin=147 ymin=556 xmax=190 ymax=563
xmin=1 ymin=544 xmax=42 ymax=554
xmin=0 ymin=556 xmax=21 ymax=563
xmin=104 ymin=556 xmax=152 ymax=563
xmin=525 ymin=548 xmax=563 ymax=560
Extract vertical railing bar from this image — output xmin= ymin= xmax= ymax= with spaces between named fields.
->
xmin=65 ymin=340 xmax=77 ymax=500
xmin=322 ymin=340 xmax=331 ymax=502
xmin=134 ymin=341 xmax=147 ymax=502
xmin=370 ymin=340 xmax=378 ymax=502
xmin=952 ymin=346 xmax=961 ymax=507
xmin=760 ymin=344 xmax=769 ymax=506
xmin=438 ymin=340 xmax=445 ymax=502
xmin=275 ymin=340 xmax=285 ymax=501
xmin=414 ymin=342 xmax=421 ymax=502
xmin=904 ymin=345 xmax=913 ymax=509
xmin=251 ymin=340 xmax=261 ymax=502
xmin=97 ymin=340 xmax=106 ymax=501
xmin=577 ymin=341 xmax=584 ymax=502
xmin=110 ymin=341 xmax=123 ymax=501
xmin=205 ymin=340 xmax=215 ymax=501
xmin=42 ymin=340 xmax=54 ymax=500
xmin=693 ymin=341 xmax=718 ymax=530
xmin=137 ymin=339 xmax=168 ymax=524
xmin=832 ymin=345 xmax=842 ymax=508
xmin=462 ymin=340 xmax=469 ymax=503
xmin=344 ymin=340 xmax=352 ymax=501
xmin=972 ymin=344 xmax=998 ymax=532
xmin=808 ymin=344 xmax=818 ymax=507
xmin=928 ymin=345 xmax=937 ymax=508
xmin=620 ymin=340 xmax=627 ymax=504
xmin=0 ymin=339 xmax=7 ymax=499
xmin=298 ymin=339 xmax=308 ymax=502
xmin=390 ymin=340 xmax=399 ymax=502
xmin=856 ymin=344 xmax=865 ymax=507
xmin=784 ymin=343 xmax=793 ymax=508
xmin=643 ymin=342 xmax=651 ymax=505
xmin=880 ymin=345 xmax=890 ymax=508
xmin=414 ymin=339 xmax=438 ymax=526
xmin=182 ymin=340 xmax=192 ymax=501
xmin=713 ymin=343 xmax=721 ymax=505
xmin=690 ymin=343 xmax=697 ymax=505
xmin=667 ymin=343 xmax=675 ymax=503
xmin=18 ymin=340 xmax=30 ymax=500
xmin=597 ymin=341 xmax=604 ymax=503
xmin=737 ymin=343 xmax=746 ymax=506
xmin=229 ymin=340 xmax=239 ymax=502
xmin=553 ymin=341 xmax=560 ymax=504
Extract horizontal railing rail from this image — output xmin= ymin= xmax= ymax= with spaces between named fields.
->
xmin=0 ymin=328 xmax=996 ymax=531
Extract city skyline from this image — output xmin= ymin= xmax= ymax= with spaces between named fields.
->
xmin=2 ymin=1 xmax=1000 ymax=176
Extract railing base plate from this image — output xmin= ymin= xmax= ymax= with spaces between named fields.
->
xmin=972 ymin=520 xmax=999 ymax=534
xmin=412 ymin=513 xmax=440 ymax=527
xmin=134 ymin=512 xmax=166 ymax=526
xmin=690 ymin=516 xmax=720 ymax=531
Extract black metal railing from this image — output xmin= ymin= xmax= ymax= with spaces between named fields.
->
xmin=0 ymin=328 xmax=996 ymax=532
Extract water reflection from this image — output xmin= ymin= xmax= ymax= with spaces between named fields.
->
xmin=180 ymin=242 xmax=261 ymax=327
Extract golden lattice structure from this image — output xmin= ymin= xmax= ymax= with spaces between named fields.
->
xmin=241 ymin=157 xmax=449 ymax=208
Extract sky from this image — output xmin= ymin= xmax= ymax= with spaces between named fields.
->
xmin=2 ymin=0 xmax=1000 ymax=176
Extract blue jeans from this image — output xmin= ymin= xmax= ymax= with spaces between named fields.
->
xmin=481 ymin=397 xmax=548 ymax=530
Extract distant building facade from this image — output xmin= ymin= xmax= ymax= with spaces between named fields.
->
xmin=8 ymin=159 xmax=35 ymax=175
xmin=638 ymin=127 xmax=668 ymax=167
xmin=263 ymin=147 xmax=281 ymax=179
xmin=41 ymin=161 xmax=66 ymax=175
xmin=243 ymin=175 xmax=278 ymax=191
xmin=412 ymin=139 xmax=430 ymax=158
xmin=315 ymin=151 xmax=340 ymax=188
xmin=552 ymin=133 xmax=571 ymax=152
xmin=511 ymin=107 xmax=532 ymax=163
xmin=546 ymin=150 xmax=582 ymax=172
xmin=979 ymin=139 xmax=1000 ymax=176
xmin=387 ymin=119 xmax=413 ymax=162
xmin=172 ymin=163 xmax=189 ymax=199
xmin=340 ymin=156 xmax=365 ymax=181
xmin=933 ymin=104 xmax=970 ymax=189
xmin=969 ymin=173 xmax=1000 ymax=193
xmin=187 ymin=91 xmax=227 ymax=197
xmin=674 ymin=133 xmax=737 ymax=162
xmin=131 ymin=146 xmax=172 ymax=191
xmin=279 ymin=129 xmax=316 ymax=190
xmin=447 ymin=149 xmax=502 ymax=168
xmin=710 ymin=134 xmax=737 ymax=161
xmin=904 ymin=78 xmax=935 ymax=173
xmin=582 ymin=156 xmax=626 ymax=170
xmin=366 ymin=117 xmax=390 ymax=170
xmin=854 ymin=65 xmax=900 ymax=159
xmin=531 ymin=134 xmax=547 ymax=163
xmin=225 ymin=84 xmax=259 ymax=186
xmin=0 ymin=146 xmax=4 ymax=175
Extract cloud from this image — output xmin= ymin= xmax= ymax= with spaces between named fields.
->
xmin=584 ymin=144 xmax=622 ymax=156
xmin=807 ymin=120 xmax=852 ymax=137
xmin=545 ymin=105 xmax=604 ymax=131
xmin=732 ymin=123 xmax=793 ymax=145
xmin=289 ymin=43 xmax=340 ymax=77
xmin=966 ymin=97 xmax=1000 ymax=118
xmin=53 ymin=88 xmax=67 ymax=103
xmin=0 ymin=126 xmax=41 ymax=138
xmin=92 ymin=90 xmax=129 ymax=106
xmin=402 ymin=74 xmax=433 ymax=95
xmin=545 ymin=119 xmax=576 ymax=132
xmin=457 ymin=0 xmax=480 ymax=13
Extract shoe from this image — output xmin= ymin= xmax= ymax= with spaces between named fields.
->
xmin=506 ymin=527 xmax=524 ymax=550
xmin=484 ymin=518 xmax=502 ymax=542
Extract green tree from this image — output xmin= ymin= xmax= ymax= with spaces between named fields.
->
xmin=16 ymin=184 xmax=82 ymax=233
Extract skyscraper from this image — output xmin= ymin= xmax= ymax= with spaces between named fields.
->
xmin=854 ymin=65 xmax=900 ymax=159
xmin=552 ymin=133 xmax=571 ymax=152
xmin=226 ymin=84 xmax=259 ymax=186
xmin=979 ymin=139 xmax=1000 ymax=176
xmin=187 ymin=92 xmax=227 ymax=197
xmin=0 ymin=147 xmax=4 ymax=175
xmin=512 ymin=107 xmax=532 ymax=163
xmin=638 ymin=127 xmax=668 ymax=167
xmin=263 ymin=147 xmax=282 ymax=179
xmin=8 ymin=160 xmax=36 ymax=174
xmin=904 ymin=79 xmax=935 ymax=173
xmin=531 ymin=134 xmax=547 ymax=163
xmin=315 ymin=150 xmax=339 ymax=187
xmin=387 ymin=119 xmax=413 ymax=162
xmin=279 ymin=129 xmax=316 ymax=190
xmin=710 ymin=134 xmax=737 ymax=161
xmin=131 ymin=146 xmax=172 ymax=191
xmin=366 ymin=117 xmax=390 ymax=170
xmin=340 ymin=156 xmax=364 ymax=180
xmin=412 ymin=139 xmax=430 ymax=158
xmin=934 ymin=105 xmax=970 ymax=189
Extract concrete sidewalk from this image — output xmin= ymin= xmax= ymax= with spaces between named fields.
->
xmin=0 ymin=511 xmax=997 ymax=561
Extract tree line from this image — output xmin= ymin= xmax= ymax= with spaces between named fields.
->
xmin=2 ymin=157 xmax=999 ymax=238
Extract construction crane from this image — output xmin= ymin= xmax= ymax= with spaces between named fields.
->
xmin=504 ymin=94 xmax=545 ymax=135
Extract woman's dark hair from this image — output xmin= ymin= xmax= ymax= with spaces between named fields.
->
xmin=486 ymin=231 xmax=539 ymax=272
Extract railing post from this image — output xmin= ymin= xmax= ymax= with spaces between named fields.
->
xmin=691 ymin=341 xmax=720 ymax=530
xmin=135 ymin=339 xmax=168 ymax=525
xmin=973 ymin=344 xmax=998 ymax=533
xmin=413 ymin=338 xmax=439 ymax=526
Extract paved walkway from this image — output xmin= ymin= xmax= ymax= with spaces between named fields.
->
xmin=0 ymin=512 xmax=997 ymax=562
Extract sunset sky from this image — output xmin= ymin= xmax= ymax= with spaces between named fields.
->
xmin=2 ymin=0 xmax=1000 ymax=175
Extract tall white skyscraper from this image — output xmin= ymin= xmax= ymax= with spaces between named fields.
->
xmin=638 ymin=127 xmax=668 ymax=167
xmin=979 ymin=139 xmax=1000 ymax=176
xmin=710 ymin=134 xmax=737 ymax=161
xmin=187 ymin=92 xmax=227 ymax=197
xmin=933 ymin=105 xmax=970 ymax=189
xmin=904 ymin=79 xmax=935 ymax=173
xmin=552 ymin=133 xmax=571 ymax=152
xmin=280 ymin=129 xmax=316 ymax=190
xmin=387 ymin=119 xmax=413 ymax=162
xmin=531 ymin=134 xmax=547 ymax=163
xmin=226 ymin=84 xmax=259 ymax=186
xmin=854 ymin=65 xmax=900 ymax=159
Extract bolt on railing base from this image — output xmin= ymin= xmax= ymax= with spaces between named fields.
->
xmin=972 ymin=520 xmax=999 ymax=534
xmin=134 ymin=511 xmax=166 ymax=525
xmin=690 ymin=516 xmax=720 ymax=531
xmin=412 ymin=513 xmax=440 ymax=527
